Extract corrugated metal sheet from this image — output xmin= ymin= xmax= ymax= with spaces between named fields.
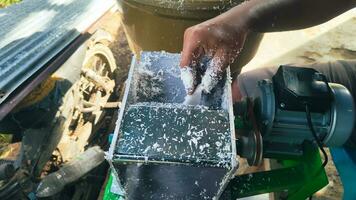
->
xmin=0 ymin=0 xmax=115 ymax=104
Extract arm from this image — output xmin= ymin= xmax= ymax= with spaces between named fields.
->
xmin=225 ymin=0 xmax=356 ymax=32
xmin=180 ymin=0 xmax=356 ymax=94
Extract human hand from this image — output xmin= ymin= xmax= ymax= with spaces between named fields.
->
xmin=180 ymin=9 xmax=250 ymax=94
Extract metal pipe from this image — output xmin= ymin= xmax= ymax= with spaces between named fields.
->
xmin=81 ymin=68 xmax=112 ymax=92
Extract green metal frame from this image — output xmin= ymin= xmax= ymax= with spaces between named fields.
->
xmin=103 ymin=172 xmax=124 ymax=200
xmin=223 ymin=142 xmax=328 ymax=199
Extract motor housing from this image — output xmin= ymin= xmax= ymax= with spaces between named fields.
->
xmin=235 ymin=66 xmax=355 ymax=165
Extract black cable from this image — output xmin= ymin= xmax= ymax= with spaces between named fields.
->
xmin=306 ymin=74 xmax=331 ymax=199
xmin=305 ymin=103 xmax=328 ymax=168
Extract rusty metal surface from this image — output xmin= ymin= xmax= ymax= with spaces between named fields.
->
xmin=0 ymin=0 xmax=115 ymax=104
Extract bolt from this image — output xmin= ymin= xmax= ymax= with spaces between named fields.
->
xmin=280 ymin=103 xmax=285 ymax=108
xmin=279 ymin=190 xmax=289 ymax=200
xmin=258 ymin=79 xmax=271 ymax=86
xmin=258 ymin=80 xmax=266 ymax=86
xmin=262 ymin=120 xmax=269 ymax=125
xmin=314 ymin=72 xmax=323 ymax=81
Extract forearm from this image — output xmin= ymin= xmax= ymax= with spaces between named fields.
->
xmin=216 ymin=0 xmax=356 ymax=33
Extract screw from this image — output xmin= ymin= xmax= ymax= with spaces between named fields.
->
xmin=258 ymin=80 xmax=266 ymax=86
xmin=0 ymin=90 xmax=5 ymax=98
xmin=280 ymin=103 xmax=285 ymax=108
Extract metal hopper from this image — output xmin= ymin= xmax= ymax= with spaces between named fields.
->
xmin=108 ymin=51 xmax=237 ymax=200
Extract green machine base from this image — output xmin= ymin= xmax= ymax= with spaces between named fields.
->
xmin=222 ymin=142 xmax=328 ymax=199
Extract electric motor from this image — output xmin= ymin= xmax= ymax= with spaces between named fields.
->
xmin=235 ymin=66 xmax=355 ymax=166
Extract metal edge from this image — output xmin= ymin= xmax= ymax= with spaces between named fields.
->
xmin=112 ymin=155 xmax=227 ymax=166
xmin=107 ymin=54 xmax=136 ymax=159
xmin=0 ymin=31 xmax=78 ymax=104
xmin=106 ymin=54 xmax=137 ymax=198
xmin=107 ymin=161 xmax=126 ymax=196
xmin=324 ymin=83 xmax=355 ymax=146
xmin=215 ymin=67 xmax=238 ymax=199
xmin=111 ymin=158 xmax=219 ymax=166
xmin=0 ymin=33 xmax=91 ymax=120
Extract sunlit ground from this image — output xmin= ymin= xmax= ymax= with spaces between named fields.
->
xmin=0 ymin=0 xmax=21 ymax=8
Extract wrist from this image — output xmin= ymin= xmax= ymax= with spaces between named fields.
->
xmin=214 ymin=3 xmax=254 ymax=34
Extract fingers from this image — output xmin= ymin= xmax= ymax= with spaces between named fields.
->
xmin=180 ymin=42 xmax=202 ymax=95
xmin=180 ymin=27 xmax=206 ymax=94
xmin=180 ymin=25 xmax=234 ymax=95
xmin=180 ymin=67 xmax=198 ymax=95
xmin=201 ymin=49 xmax=229 ymax=93
xmin=180 ymin=28 xmax=205 ymax=68
xmin=180 ymin=41 xmax=195 ymax=68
